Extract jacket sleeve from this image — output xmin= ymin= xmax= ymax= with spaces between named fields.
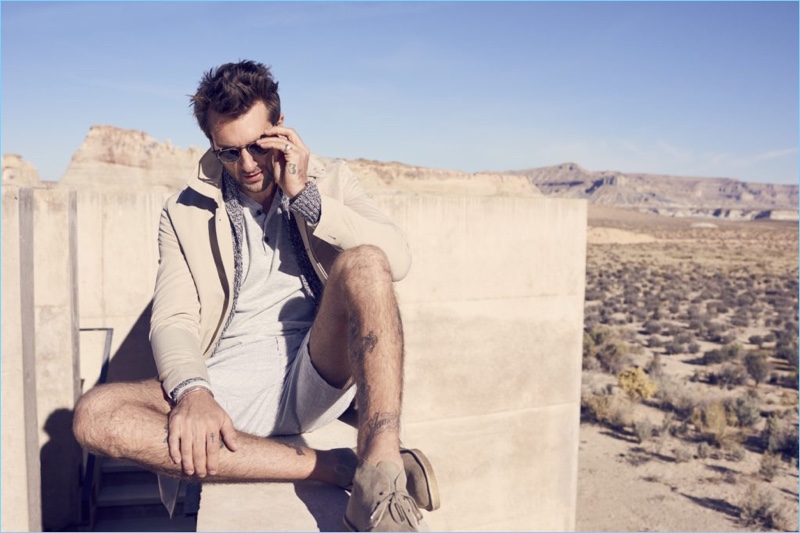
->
xmin=149 ymin=201 xmax=212 ymax=401
xmin=310 ymin=160 xmax=412 ymax=281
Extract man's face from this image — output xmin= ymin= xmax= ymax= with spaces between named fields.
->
xmin=209 ymin=101 xmax=283 ymax=202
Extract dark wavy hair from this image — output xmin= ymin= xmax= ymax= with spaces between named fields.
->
xmin=191 ymin=60 xmax=281 ymax=141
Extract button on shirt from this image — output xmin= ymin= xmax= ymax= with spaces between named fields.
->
xmin=215 ymin=192 xmax=317 ymax=352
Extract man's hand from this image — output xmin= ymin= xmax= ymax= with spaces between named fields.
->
xmin=167 ymin=390 xmax=238 ymax=477
xmin=254 ymin=125 xmax=310 ymax=198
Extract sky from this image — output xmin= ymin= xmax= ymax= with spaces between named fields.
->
xmin=1 ymin=1 xmax=798 ymax=185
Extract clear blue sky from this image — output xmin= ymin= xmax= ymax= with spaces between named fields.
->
xmin=2 ymin=1 xmax=798 ymax=184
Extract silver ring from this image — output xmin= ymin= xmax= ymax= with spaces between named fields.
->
xmin=284 ymin=143 xmax=292 ymax=152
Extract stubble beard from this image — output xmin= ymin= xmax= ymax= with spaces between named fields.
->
xmin=238 ymin=167 xmax=275 ymax=196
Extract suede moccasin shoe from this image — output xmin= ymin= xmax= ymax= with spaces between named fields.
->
xmin=333 ymin=448 xmax=440 ymax=513
xmin=343 ymin=460 xmax=423 ymax=532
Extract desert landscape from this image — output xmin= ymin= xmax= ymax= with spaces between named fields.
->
xmin=577 ymin=206 xmax=799 ymax=532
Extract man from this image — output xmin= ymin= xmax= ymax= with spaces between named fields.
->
xmin=73 ymin=59 xmax=438 ymax=532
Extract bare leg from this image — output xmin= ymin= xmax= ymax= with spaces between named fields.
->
xmin=73 ymin=379 xmax=344 ymax=484
xmin=309 ymin=245 xmax=404 ymax=468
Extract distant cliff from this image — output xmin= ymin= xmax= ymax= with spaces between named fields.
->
xmin=506 ymin=162 xmax=798 ymax=220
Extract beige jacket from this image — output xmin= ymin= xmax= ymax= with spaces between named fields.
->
xmin=149 ymin=150 xmax=411 ymax=398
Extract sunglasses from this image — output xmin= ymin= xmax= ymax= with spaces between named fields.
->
xmin=213 ymin=136 xmax=270 ymax=163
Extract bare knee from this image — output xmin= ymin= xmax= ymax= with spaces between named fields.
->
xmin=74 ymin=386 xmax=111 ymax=454
xmin=73 ymin=384 xmax=135 ymax=458
xmin=330 ymin=245 xmax=392 ymax=289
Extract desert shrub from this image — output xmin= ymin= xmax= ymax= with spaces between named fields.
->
xmin=707 ymin=364 xmax=748 ymax=390
xmin=728 ymin=443 xmax=747 ymax=462
xmin=693 ymin=400 xmax=729 ymax=446
xmin=730 ymin=313 xmax=750 ymax=328
xmin=702 ymin=342 xmax=743 ymax=365
xmin=583 ymin=326 xmax=634 ymax=375
xmin=673 ymin=447 xmax=692 ymax=463
xmin=663 ymin=341 xmax=684 ymax=355
xmin=618 ymin=367 xmax=659 ymax=402
xmin=675 ymin=332 xmax=694 ymax=345
xmin=719 ymin=332 xmax=737 ymax=344
xmin=725 ymin=391 xmax=762 ymax=428
xmin=775 ymin=342 xmax=799 ymax=371
xmin=655 ymin=376 xmax=700 ymax=420
xmin=748 ymin=335 xmax=764 ymax=347
xmin=739 ymin=484 xmax=790 ymax=531
xmin=581 ymin=390 xmax=632 ymax=431
xmin=744 ymin=351 xmax=770 ymax=386
xmin=633 ymin=418 xmax=654 ymax=444
xmin=687 ymin=342 xmax=701 ymax=354
xmin=643 ymin=320 xmax=662 ymax=335
xmin=759 ymin=453 xmax=781 ymax=482
xmin=645 ymin=353 xmax=663 ymax=379
xmin=648 ymin=336 xmax=663 ymax=348
xmin=697 ymin=441 xmax=711 ymax=459
xmin=762 ymin=416 xmax=799 ymax=459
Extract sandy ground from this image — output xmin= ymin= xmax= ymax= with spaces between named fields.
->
xmin=576 ymin=207 xmax=799 ymax=532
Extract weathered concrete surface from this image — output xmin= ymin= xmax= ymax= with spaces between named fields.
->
xmin=196 ymin=195 xmax=587 ymax=532
xmin=32 ymin=188 xmax=82 ymax=530
xmin=74 ymin=190 xmax=170 ymax=386
xmin=1 ymin=186 xmax=43 ymax=531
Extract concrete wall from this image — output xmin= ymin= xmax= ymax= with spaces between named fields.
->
xmin=384 ymin=195 xmax=586 ymax=531
xmin=3 ymin=184 xmax=585 ymax=532
xmin=1 ymin=187 xmax=42 ymax=532
xmin=31 ymin=188 xmax=83 ymax=530
xmin=197 ymin=194 xmax=586 ymax=532
xmin=74 ymin=190 xmax=171 ymax=386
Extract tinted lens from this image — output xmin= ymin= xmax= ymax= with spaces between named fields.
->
xmin=216 ymin=149 xmax=241 ymax=163
xmin=247 ymin=143 xmax=269 ymax=157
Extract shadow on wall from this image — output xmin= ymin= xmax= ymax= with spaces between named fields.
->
xmin=41 ymin=408 xmax=82 ymax=531
xmin=104 ymin=300 xmax=159 ymax=386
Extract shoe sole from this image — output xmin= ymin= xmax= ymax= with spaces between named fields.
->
xmin=402 ymin=448 xmax=441 ymax=512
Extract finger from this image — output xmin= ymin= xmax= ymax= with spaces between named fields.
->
xmin=167 ymin=426 xmax=182 ymax=465
xmin=180 ymin=434 xmax=195 ymax=476
xmin=206 ymin=431 xmax=220 ymax=476
xmin=193 ymin=433 xmax=208 ymax=478
xmin=220 ymin=418 xmax=239 ymax=452
xmin=263 ymin=126 xmax=307 ymax=150
xmin=256 ymin=136 xmax=301 ymax=156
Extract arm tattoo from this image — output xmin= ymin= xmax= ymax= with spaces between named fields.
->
xmin=288 ymin=163 xmax=297 ymax=175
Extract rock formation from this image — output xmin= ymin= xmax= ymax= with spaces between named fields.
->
xmin=2 ymin=154 xmax=42 ymax=187
xmin=58 ymin=125 xmax=542 ymax=197
xmin=60 ymin=125 xmax=206 ymax=192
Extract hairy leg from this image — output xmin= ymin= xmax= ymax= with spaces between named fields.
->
xmin=73 ymin=379 xmax=343 ymax=484
xmin=309 ymin=245 xmax=404 ymax=467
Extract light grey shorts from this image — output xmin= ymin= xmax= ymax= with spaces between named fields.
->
xmin=206 ymin=330 xmax=356 ymax=437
